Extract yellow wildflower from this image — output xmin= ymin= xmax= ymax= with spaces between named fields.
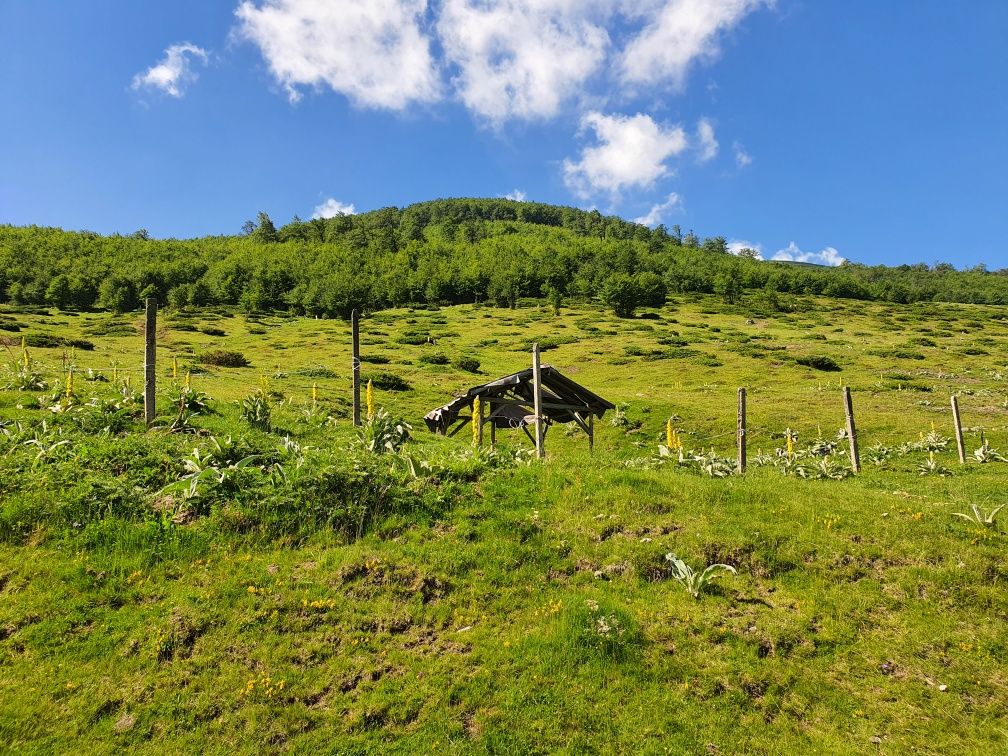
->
xmin=471 ymin=396 xmax=482 ymax=444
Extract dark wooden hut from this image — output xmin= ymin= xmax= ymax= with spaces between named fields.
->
xmin=423 ymin=365 xmax=615 ymax=450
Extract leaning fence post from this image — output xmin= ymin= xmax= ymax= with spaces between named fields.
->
xmin=951 ymin=395 xmax=966 ymax=464
xmin=144 ymin=297 xmax=157 ymax=425
xmin=737 ymin=387 xmax=747 ymax=474
xmin=532 ymin=343 xmax=545 ymax=459
xmin=351 ymin=309 xmax=361 ymax=427
xmin=843 ymin=386 xmax=860 ymax=473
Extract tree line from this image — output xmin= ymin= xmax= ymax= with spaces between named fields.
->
xmin=1 ymin=198 xmax=1005 ymax=319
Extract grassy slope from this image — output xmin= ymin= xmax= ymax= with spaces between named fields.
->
xmin=1 ymin=295 xmax=1007 ymax=753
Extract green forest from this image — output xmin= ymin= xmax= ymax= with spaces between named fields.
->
xmin=1 ymin=197 xmax=1005 ymax=318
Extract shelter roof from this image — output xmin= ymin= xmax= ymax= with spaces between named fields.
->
xmin=423 ymin=366 xmax=615 ymax=434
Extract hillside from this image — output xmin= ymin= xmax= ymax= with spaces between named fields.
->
xmin=1 ymin=199 xmax=1007 ymax=321
xmin=1 ymin=291 xmax=1007 ymax=751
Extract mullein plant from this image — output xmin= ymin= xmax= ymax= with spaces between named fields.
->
xmin=366 ymin=379 xmax=375 ymax=420
xmin=65 ymin=367 xmax=75 ymax=401
xmin=658 ymin=418 xmax=685 ymax=460
xmin=471 ymin=396 xmax=482 ymax=445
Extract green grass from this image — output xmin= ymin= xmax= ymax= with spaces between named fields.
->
xmin=1 ymin=294 xmax=1007 ymax=752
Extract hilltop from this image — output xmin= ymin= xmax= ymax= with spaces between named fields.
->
xmin=1 ymin=198 xmax=1006 ymax=320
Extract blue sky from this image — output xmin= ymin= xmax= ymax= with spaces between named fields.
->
xmin=1 ymin=1 xmax=1006 ymax=269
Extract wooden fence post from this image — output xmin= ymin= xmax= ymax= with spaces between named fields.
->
xmin=588 ymin=413 xmax=594 ymax=452
xmin=478 ymin=398 xmax=485 ymax=447
xmin=532 ymin=343 xmax=545 ymax=459
xmin=489 ymin=400 xmax=496 ymax=446
xmin=843 ymin=386 xmax=860 ymax=473
xmin=144 ymin=297 xmax=157 ymax=425
xmin=351 ymin=309 xmax=361 ymax=427
xmin=951 ymin=395 xmax=966 ymax=464
xmin=737 ymin=387 xmax=747 ymax=474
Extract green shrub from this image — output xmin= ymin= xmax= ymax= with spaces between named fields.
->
xmin=418 ymin=352 xmax=450 ymax=365
xmin=453 ymin=356 xmax=481 ymax=373
xmin=796 ymin=355 xmax=841 ymax=372
xmin=198 ymin=350 xmax=250 ymax=368
xmin=19 ymin=334 xmax=96 ymax=351
xmin=365 ymin=371 xmax=411 ymax=391
xmin=602 ymin=273 xmax=639 ymax=318
xmin=200 ymin=326 xmax=226 ymax=337
xmin=398 ymin=331 xmax=429 ymax=345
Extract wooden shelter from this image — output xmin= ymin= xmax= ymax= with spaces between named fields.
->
xmin=423 ymin=360 xmax=615 ymax=453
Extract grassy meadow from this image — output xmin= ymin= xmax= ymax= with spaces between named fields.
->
xmin=1 ymin=294 xmax=1007 ymax=753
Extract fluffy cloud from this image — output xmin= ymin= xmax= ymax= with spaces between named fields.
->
xmin=131 ymin=43 xmax=208 ymax=97
xmin=772 ymin=241 xmax=845 ymax=267
xmin=231 ymin=1 xmax=768 ymax=121
xmin=504 ymin=189 xmax=527 ymax=202
xmin=733 ymin=140 xmax=752 ymax=167
xmin=312 ymin=198 xmax=356 ymax=218
xmin=727 ymin=239 xmax=763 ymax=258
xmin=234 ymin=0 xmax=441 ymax=110
xmin=563 ymin=111 xmax=687 ymax=197
xmin=634 ymin=192 xmax=682 ymax=226
xmin=696 ymin=117 xmax=718 ymax=161
xmin=438 ymin=0 xmax=610 ymax=123
xmin=619 ymin=0 xmax=770 ymax=88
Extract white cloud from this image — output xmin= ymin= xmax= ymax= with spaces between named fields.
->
xmin=234 ymin=0 xmax=441 ymax=110
xmin=131 ymin=43 xmax=208 ymax=98
xmin=312 ymin=198 xmax=356 ymax=218
xmin=437 ymin=0 xmax=610 ymax=123
xmin=504 ymin=189 xmax=527 ymax=202
xmin=727 ymin=239 xmax=763 ymax=258
xmin=229 ymin=1 xmax=769 ymax=123
xmin=733 ymin=140 xmax=752 ymax=167
xmin=563 ymin=111 xmax=687 ymax=197
xmin=619 ymin=0 xmax=769 ymax=88
xmin=634 ymin=192 xmax=682 ymax=226
xmin=696 ymin=117 xmax=718 ymax=161
xmin=772 ymin=241 xmax=845 ymax=267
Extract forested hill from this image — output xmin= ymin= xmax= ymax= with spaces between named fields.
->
xmin=1 ymin=197 xmax=1006 ymax=317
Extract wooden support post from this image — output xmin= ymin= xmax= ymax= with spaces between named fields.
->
xmin=489 ymin=401 xmax=496 ymax=446
xmin=951 ymin=395 xmax=966 ymax=464
xmin=144 ymin=297 xmax=157 ymax=425
xmin=532 ymin=343 xmax=545 ymax=459
xmin=737 ymin=387 xmax=747 ymax=474
xmin=351 ymin=309 xmax=361 ymax=427
xmin=588 ymin=413 xmax=594 ymax=452
xmin=843 ymin=386 xmax=860 ymax=473
xmin=477 ymin=399 xmax=485 ymax=447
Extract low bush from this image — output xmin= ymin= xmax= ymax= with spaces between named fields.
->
xmin=418 ymin=352 xmax=450 ymax=365
xmin=365 ymin=371 xmax=411 ymax=391
xmin=197 ymin=350 xmax=250 ymax=368
xmin=796 ymin=355 xmax=841 ymax=371
xmin=453 ymin=356 xmax=480 ymax=373
xmin=200 ymin=326 xmax=226 ymax=337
